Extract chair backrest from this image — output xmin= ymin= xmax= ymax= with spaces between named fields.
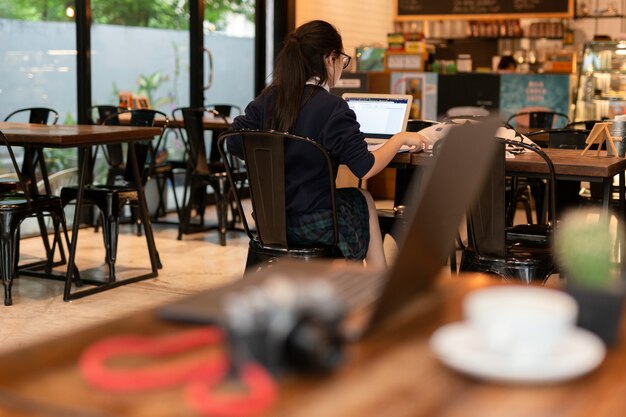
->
xmin=527 ymin=128 xmax=589 ymax=150
xmin=566 ymin=120 xmax=606 ymax=131
xmin=206 ymin=104 xmax=242 ymax=118
xmin=102 ymin=109 xmax=167 ymax=183
xmin=506 ymin=111 xmax=569 ymax=131
xmin=218 ymin=130 xmax=338 ymax=250
xmin=406 ymin=119 xmax=439 ymax=132
xmin=178 ymin=107 xmax=211 ymax=175
xmin=467 ymin=137 xmax=557 ymax=257
xmin=4 ymin=107 xmax=59 ymax=125
xmin=87 ymin=105 xmax=121 ymax=125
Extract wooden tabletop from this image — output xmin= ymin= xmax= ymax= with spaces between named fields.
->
xmin=0 ymin=122 xmax=162 ymax=148
xmin=507 ymin=148 xmax=626 ymax=179
xmin=395 ymin=148 xmax=626 ymax=180
xmin=0 ymin=274 xmax=623 ymax=417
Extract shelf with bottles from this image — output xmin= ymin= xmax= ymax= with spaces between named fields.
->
xmin=575 ymin=41 xmax=626 ymax=119
xmin=574 ymin=14 xmax=625 ymax=18
xmin=393 ymin=19 xmax=568 ymax=42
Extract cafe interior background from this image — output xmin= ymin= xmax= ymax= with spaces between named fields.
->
xmin=1 ymin=0 xmax=624 ymax=197
xmin=0 ymin=0 xmax=625 ymax=342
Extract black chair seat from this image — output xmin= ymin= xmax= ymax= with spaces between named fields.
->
xmin=0 ymin=193 xmax=64 ymax=209
xmin=219 ymin=130 xmax=342 ymax=272
xmin=0 ymin=194 xmax=30 ymax=207
xmin=506 ymin=224 xmax=552 ymax=245
xmin=61 ymin=185 xmax=139 ymax=203
xmin=460 ymin=248 xmax=553 ymax=284
xmin=248 ymin=238 xmax=337 ymax=260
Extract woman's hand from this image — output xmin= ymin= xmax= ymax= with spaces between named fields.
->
xmin=393 ymin=131 xmax=425 ymax=152
xmin=362 ymin=132 xmax=425 ymax=180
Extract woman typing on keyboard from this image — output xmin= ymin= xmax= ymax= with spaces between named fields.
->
xmin=227 ymin=20 xmax=424 ymax=270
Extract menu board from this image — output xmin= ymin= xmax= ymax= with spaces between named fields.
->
xmin=397 ymin=0 xmax=572 ymax=18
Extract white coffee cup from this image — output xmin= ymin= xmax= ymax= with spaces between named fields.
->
xmin=464 ymin=286 xmax=578 ymax=358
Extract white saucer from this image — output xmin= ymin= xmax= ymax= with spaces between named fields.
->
xmin=429 ymin=321 xmax=606 ymax=384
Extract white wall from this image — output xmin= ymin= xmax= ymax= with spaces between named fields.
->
xmin=295 ymin=0 xmax=393 ymax=58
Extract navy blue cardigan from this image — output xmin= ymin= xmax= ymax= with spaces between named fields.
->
xmin=229 ymin=85 xmax=374 ymax=214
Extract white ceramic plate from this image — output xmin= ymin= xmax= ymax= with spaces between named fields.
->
xmin=430 ymin=321 xmax=606 ymax=384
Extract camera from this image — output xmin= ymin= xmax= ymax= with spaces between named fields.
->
xmin=221 ymin=275 xmax=346 ymax=374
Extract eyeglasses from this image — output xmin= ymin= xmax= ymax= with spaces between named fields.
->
xmin=337 ymin=51 xmax=352 ymax=70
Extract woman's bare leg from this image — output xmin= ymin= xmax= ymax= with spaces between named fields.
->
xmin=358 ymin=188 xmax=386 ymax=270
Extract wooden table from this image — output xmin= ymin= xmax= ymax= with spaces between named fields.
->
xmin=392 ymin=148 xmax=626 ymax=214
xmin=0 ymin=274 xmax=622 ymax=417
xmin=0 ymin=122 xmax=163 ymax=301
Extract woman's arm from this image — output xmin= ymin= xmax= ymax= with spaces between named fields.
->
xmin=362 ymin=132 xmax=425 ymax=180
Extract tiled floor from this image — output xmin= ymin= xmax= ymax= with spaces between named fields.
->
xmin=1 ymin=201 xmax=568 ymax=355
xmin=2 ymin=213 xmax=251 ymax=354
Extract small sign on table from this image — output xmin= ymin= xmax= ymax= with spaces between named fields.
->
xmin=581 ymin=122 xmax=617 ymax=156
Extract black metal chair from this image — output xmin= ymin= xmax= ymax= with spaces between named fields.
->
xmin=2 ymin=107 xmax=66 ymax=270
xmin=460 ymin=139 xmax=556 ymax=284
xmin=505 ymin=111 xmax=569 ymax=134
xmin=0 ymin=129 xmax=76 ymax=305
xmin=218 ymin=130 xmax=341 ymax=272
xmin=2 ymin=107 xmax=59 ymax=193
xmin=377 ymin=119 xmax=442 ymax=241
xmin=60 ymin=109 xmax=167 ymax=282
xmin=97 ymin=109 xmax=180 ymax=223
xmin=175 ymin=107 xmax=236 ymax=245
xmin=529 ymin=128 xmax=589 ymax=150
xmin=4 ymin=107 xmax=59 ymax=125
xmin=87 ymin=105 xmax=123 ymax=126
xmin=566 ymin=120 xmax=606 ymax=130
xmin=526 ymin=128 xmax=589 ymax=217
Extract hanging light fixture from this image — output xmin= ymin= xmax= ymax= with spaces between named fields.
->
xmin=66 ymin=3 xmax=75 ymax=19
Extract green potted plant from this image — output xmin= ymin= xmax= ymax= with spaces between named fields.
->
xmin=554 ymin=209 xmax=625 ymax=346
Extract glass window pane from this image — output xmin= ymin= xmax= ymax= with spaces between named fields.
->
xmin=91 ymin=0 xmax=190 ymax=114
xmin=204 ymin=1 xmax=255 ymax=110
xmin=0 ymin=3 xmax=78 ymax=177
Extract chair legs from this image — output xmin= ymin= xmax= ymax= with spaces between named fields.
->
xmin=0 ymin=207 xmax=76 ymax=306
xmin=151 ymin=172 xmax=181 ymax=222
xmin=177 ymin=175 xmax=232 ymax=245
xmin=101 ymin=214 xmax=119 ymax=283
xmin=0 ymin=217 xmax=20 ymax=306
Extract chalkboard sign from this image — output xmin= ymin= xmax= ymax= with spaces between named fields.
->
xmin=396 ymin=0 xmax=572 ymax=19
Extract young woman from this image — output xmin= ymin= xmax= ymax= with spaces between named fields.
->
xmin=228 ymin=20 xmax=424 ymax=269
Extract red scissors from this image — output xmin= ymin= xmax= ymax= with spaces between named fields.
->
xmin=79 ymin=326 xmax=277 ymax=417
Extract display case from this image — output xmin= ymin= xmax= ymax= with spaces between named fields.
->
xmin=575 ymin=41 xmax=626 ymax=120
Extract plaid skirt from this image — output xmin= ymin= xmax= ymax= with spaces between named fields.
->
xmin=287 ymin=188 xmax=370 ymax=260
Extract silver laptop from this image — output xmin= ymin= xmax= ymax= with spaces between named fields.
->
xmin=342 ymin=93 xmax=413 ymax=145
xmin=157 ymin=121 xmax=500 ymax=338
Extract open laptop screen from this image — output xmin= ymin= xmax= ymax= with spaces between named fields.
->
xmin=343 ymin=94 xmax=412 ymax=140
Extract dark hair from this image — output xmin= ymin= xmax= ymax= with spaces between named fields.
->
xmin=268 ymin=20 xmax=343 ymax=132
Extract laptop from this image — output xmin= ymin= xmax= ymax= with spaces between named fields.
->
xmin=342 ymin=93 xmax=413 ymax=146
xmin=157 ymin=121 xmax=500 ymax=338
